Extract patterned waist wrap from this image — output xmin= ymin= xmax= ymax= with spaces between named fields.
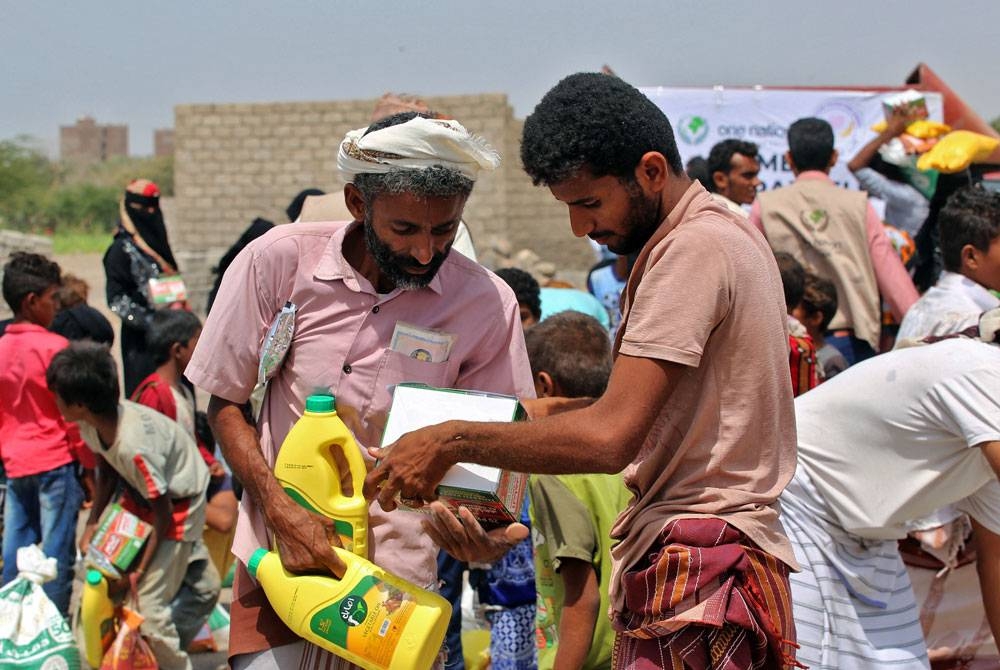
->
xmin=612 ymin=518 xmax=801 ymax=670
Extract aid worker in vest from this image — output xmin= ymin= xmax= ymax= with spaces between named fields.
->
xmin=749 ymin=117 xmax=919 ymax=365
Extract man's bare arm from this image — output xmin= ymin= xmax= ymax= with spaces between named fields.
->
xmin=974 ymin=441 xmax=1000 ymax=643
xmin=553 ymin=558 xmax=601 ymax=670
xmin=847 ymin=105 xmax=914 ymax=173
xmin=79 ymin=456 xmax=120 ymax=553
xmin=207 ymin=396 xmax=345 ymax=577
xmin=365 ymin=354 xmax=682 ymax=507
xmin=971 ymin=518 xmax=1000 ymax=644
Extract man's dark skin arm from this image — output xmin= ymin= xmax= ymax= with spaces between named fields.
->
xmin=109 ymin=495 xmax=171 ymax=594
xmin=78 ymin=455 xmax=120 ymax=553
xmin=208 ymin=396 xmax=346 ymax=577
xmin=847 ymin=104 xmax=917 ymax=173
xmin=974 ymin=441 xmax=1000 ymax=644
xmin=365 ymin=354 xmax=682 ymax=508
xmin=553 ymin=559 xmax=601 ymax=670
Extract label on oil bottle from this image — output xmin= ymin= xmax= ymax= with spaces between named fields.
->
xmin=309 ymin=575 xmax=417 ymax=667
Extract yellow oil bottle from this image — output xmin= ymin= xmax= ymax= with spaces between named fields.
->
xmin=80 ymin=569 xmax=116 ymax=668
xmin=274 ymin=394 xmax=369 ymax=558
xmin=248 ymin=547 xmax=451 ymax=670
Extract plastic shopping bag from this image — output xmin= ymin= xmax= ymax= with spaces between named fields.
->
xmin=99 ymin=607 xmax=157 ymax=670
xmin=186 ymin=603 xmax=231 ymax=654
xmin=917 ymin=130 xmax=1000 ymax=173
xmin=0 ymin=545 xmax=81 ymax=669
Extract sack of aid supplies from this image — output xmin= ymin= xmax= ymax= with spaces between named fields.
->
xmin=0 ymin=544 xmax=81 ymax=669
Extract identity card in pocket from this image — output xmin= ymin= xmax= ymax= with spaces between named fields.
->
xmin=389 ymin=322 xmax=455 ymax=363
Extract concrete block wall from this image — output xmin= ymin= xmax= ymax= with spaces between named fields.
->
xmin=171 ymin=93 xmax=598 ymax=311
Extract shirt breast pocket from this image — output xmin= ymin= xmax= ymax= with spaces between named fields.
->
xmin=365 ymin=350 xmax=451 ymax=425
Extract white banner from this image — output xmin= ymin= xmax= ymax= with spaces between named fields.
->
xmin=639 ymin=87 xmax=944 ymax=192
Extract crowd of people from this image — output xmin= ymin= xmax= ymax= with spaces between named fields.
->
xmin=1 ymin=71 xmax=999 ymax=670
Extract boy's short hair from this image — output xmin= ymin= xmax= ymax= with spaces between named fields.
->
xmin=773 ymin=251 xmax=805 ymax=310
xmin=525 ymin=311 xmax=611 ymax=398
xmin=2 ymin=252 xmax=61 ymax=314
xmin=787 ymin=117 xmax=835 ymax=173
xmin=147 ymin=310 xmax=202 ymax=366
xmin=495 ymin=267 xmax=542 ymax=321
xmin=801 ymin=273 xmax=839 ymax=332
xmin=938 ymin=186 xmax=1000 ymax=273
xmin=47 ymin=341 xmax=120 ymax=416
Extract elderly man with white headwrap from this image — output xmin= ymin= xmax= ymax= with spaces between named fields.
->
xmin=187 ymin=113 xmax=536 ymax=670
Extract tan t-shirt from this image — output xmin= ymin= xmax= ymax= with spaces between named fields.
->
xmin=609 ymin=182 xmax=798 ymax=610
xmin=80 ymin=401 xmax=209 ymax=542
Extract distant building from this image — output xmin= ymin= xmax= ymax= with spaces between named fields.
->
xmin=154 ymin=128 xmax=175 ymax=157
xmin=59 ymin=117 xmax=128 ymax=163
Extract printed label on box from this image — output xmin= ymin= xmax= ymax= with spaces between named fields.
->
xmin=86 ymin=503 xmax=152 ymax=577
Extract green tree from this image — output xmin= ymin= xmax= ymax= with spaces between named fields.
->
xmin=0 ymin=134 xmax=175 ymax=236
xmin=45 ymin=183 xmax=120 ymax=232
xmin=992 ymin=116 xmax=1000 ymax=135
xmin=0 ymin=136 xmax=56 ymax=231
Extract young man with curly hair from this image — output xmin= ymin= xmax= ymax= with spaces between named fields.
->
xmin=369 ymin=73 xmax=800 ymax=669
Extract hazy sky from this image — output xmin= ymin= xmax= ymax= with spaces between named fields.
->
xmin=4 ymin=0 xmax=999 ymax=156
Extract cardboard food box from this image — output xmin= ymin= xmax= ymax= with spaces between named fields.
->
xmin=147 ymin=275 xmax=188 ymax=305
xmin=85 ymin=503 xmax=152 ymax=578
xmin=380 ymin=383 xmax=528 ymax=529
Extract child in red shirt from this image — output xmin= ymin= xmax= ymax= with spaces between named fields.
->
xmin=0 ymin=252 xmax=89 ymax=615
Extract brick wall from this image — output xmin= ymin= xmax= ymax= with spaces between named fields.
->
xmin=171 ymin=93 xmax=595 ymax=308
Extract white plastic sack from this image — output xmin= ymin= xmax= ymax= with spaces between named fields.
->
xmin=0 ymin=545 xmax=81 ymax=669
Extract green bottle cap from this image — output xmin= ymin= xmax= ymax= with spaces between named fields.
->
xmin=305 ymin=394 xmax=336 ymax=413
xmin=86 ymin=570 xmax=103 ymax=586
xmin=247 ymin=548 xmax=269 ymax=579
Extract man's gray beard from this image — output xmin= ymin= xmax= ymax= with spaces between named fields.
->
xmin=363 ymin=217 xmax=450 ymax=291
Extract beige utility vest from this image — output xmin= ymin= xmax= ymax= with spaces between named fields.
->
xmin=758 ymin=179 xmax=880 ymax=348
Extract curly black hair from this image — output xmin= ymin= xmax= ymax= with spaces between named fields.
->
xmin=2 ymin=251 xmax=61 ymax=314
xmin=521 ymin=73 xmax=684 ymax=186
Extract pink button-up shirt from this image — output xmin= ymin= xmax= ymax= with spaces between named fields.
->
xmin=749 ymin=171 xmax=919 ymax=321
xmin=186 ymin=221 xmax=535 ymax=591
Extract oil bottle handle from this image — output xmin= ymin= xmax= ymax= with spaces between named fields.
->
xmin=327 ymin=437 xmax=369 ymax=502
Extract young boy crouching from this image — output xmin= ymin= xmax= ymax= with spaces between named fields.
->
xmin=47 ymin=342 xmax=219 ymax=670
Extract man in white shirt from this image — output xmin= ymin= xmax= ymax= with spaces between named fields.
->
xmin=781 ymin=334 xmax=1000 ymax=669
xmin=897 ymin=186 xmax=1000 ymax=342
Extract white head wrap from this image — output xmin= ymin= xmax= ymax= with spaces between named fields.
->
xmin=337 ymin=116 xmax=500 ymax=182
